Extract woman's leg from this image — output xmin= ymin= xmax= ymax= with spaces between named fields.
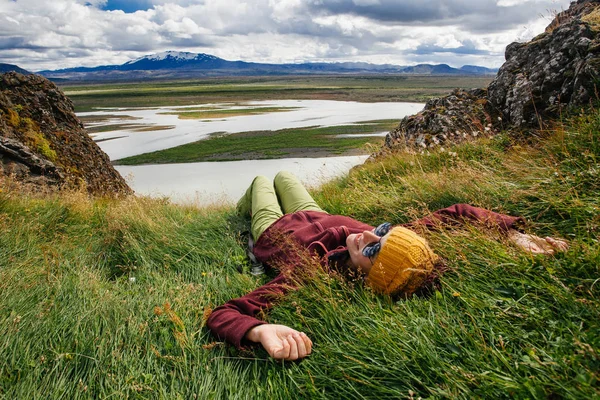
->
xmin=244 ymin=176 xmax=284 ymax=240
xmin=236 ymin=179 xmax=254 ymax=217
xmin=273 ymin=171 xmax=324 ymax=214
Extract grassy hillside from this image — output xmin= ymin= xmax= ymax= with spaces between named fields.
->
xmin=1 ymin=107 xmax=598 ymax=398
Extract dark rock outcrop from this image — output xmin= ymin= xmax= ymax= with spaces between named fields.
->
xmin=0 ymin=72 xmax=132 ymax=195
xmin=382 ymin=0 xmax=600 ymax=153
xmin=383 ymin=88 xmax=499 ymax=150
xmin=488 ymin=0 xmax=600 ymax=128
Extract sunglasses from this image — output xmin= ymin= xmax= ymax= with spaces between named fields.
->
xmin=361 ymin=222 xmax=392 ymax=261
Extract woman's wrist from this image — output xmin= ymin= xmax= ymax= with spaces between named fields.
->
xmin=245 ymin=324 xmax=264 ymax=343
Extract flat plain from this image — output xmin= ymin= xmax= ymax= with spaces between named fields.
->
xmin=65 ymin=75 xmax=493 ymax=162
xmin=63 ymin=75 xmax=493 ymax=111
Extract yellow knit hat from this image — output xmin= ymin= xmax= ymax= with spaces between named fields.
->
xmin=366 ymin=227 xmax=437 ymax=296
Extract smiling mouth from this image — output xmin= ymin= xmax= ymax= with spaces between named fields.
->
xmin=356 ymin=234 xmax=361 ymax=251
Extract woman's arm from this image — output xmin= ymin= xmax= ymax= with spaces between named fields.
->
xmin=206 ymin=272 xmax=313 ymax=360
xmin=407 ymin=203 xmax=568 ymax=254
xmin=407 ymin=203 xmax=525 ymax=232
xmin=206 ymin=273 xmax=291 ymax=349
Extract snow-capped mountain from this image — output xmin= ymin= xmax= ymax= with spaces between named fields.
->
xmin=125 ymin=51 xmax=211 ymax=63
xmin=123 ymin=51 xmax=223 ymax=68
xmin=37 ymin=51 xmax=498 ymax=81
xmin=119 ymin=51 xmax=231 ymax=71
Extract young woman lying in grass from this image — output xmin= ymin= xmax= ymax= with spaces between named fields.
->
xmin=207 ymin=171 xmax=568 ymax=361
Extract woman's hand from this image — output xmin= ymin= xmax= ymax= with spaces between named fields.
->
xmin=245 ymin=324 xmax=312 ymax=360
xmin=508 ymin=229 xmax=569 ymax=255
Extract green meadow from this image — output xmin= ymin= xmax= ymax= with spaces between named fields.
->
xmin=116 ymin=120 xmax=397 ymax=164
xmin=159 ymin=106 xmax=299 ymax=120
xmin=62 ymin=75 xmax=493 ymax=112
xmin=1 ymin=104 xmax=598 ymax=398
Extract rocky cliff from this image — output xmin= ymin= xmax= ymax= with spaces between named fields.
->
xmin=382 ymin=0 xmax=600 ymax=153
xmin=0 ymin=72 xmax=132 ymax=195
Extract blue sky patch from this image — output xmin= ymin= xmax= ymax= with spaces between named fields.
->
xmin=101 ymin=0 xmax=153 ymax=13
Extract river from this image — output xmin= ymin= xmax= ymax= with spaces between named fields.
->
xmin=80 ymin=100 xmax=423 ymax=205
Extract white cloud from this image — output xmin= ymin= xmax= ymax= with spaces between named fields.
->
xmin=160 ymin=17 xmax=202 ymax=39
xmin=0 ymin=0 xmax=573 ymax=71
xmin=497 ymin=0 xmax=563 ymax=6
xmin=126 ymin=24 xmax=149 ymax=36
xmin=353 ymin=0 xmax=381 ymax=6
xmin=75 ymin=0 xmax=107 ymax=6
xmin=269 ymin=0 xmax=304 ymax=21
xmin=5 ymin=16 xmax=20 ymax=25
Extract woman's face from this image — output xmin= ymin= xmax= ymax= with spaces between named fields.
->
xmin=346 ymin=230 xmax=390 ymax=275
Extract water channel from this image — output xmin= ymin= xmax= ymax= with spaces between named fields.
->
xmin=80 ymin=100 xmax=424 ymax=205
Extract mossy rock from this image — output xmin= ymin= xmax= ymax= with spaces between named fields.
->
xmin=582 ymin=8 xmax=600 ymax=31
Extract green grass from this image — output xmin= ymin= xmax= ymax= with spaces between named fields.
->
xmin=159 ymin=106 xmax=299 ymax=120
xmin=1 ymin=107 xmax=599 ymax=398
xmin=116 ymin=120 xmax=398 ymax=164
xmin=61 ymin=75 xmax=493 ymax=112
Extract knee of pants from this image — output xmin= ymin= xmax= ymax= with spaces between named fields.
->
xmin=273 ymin=170 xmax=295 ymax=187
xmin=253 ymin=175 xmax=271 ymax=187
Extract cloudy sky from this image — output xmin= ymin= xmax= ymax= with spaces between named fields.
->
xmin=0 ymin=0 xmax=571 ymax=72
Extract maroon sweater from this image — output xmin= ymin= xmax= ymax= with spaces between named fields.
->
xmin=207 ymin=204 xmax=524 ymax=348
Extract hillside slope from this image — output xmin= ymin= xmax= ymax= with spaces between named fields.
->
xmin=0 ymin=106 xmax=598 ymax=398
xmin=0 ymin=63 xmax=30 ymax=75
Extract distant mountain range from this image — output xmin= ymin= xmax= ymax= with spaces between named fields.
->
xmin=8 ymin=51 xmax=498 ymax=81
xmin=0 ymin=63 xmax=31 ymax=75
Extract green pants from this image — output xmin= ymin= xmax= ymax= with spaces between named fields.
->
xmin=237 ymin=171 xmax=325 ymax=240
